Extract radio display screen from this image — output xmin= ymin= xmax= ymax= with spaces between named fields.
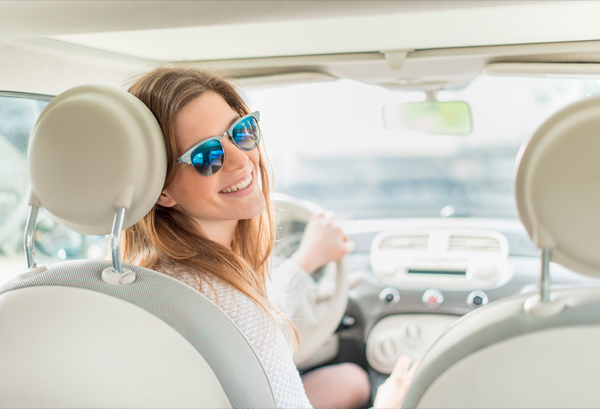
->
xmin=407 ymin=269 xmax=467 ymax=276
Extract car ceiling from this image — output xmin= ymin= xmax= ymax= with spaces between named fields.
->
xmin=3 ymin=1 xmax=600 ymax=95
xmin=0 ymin=1 xmax=548 ymax=39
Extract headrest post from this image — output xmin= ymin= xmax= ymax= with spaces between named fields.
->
xmin=540 ymin=248 xmax=552 ymax=302
xmin=111 ymin=207 xmax=126 ymax=274
xmin=24 ymin=205 xmax=40 ymax=269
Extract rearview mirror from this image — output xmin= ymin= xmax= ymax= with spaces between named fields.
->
xmin=383 ymin=101 xmax=472 ymax=135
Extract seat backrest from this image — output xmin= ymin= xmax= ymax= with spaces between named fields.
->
xmin=0 ymin=84 xmax=276 ymax=408
xmin=402 ymin=96 xmax=600 ymax=409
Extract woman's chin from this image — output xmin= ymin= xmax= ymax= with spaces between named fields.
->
xmin=243 ymin=197 xmax=266 ymax=220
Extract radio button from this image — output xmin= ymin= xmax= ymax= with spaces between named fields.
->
xmin=422 ymin=289 xmax=444 ymax=309
xmin=467 ymin=290 xmax=489 ymax=309
xmin=379 ymin=287 xmax=400 ymax=308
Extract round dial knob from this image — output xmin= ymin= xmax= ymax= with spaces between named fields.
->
xmin=379 ymin=287 xmax=400 ymax=308
xmin=422 ymin=289 xmax=444 ymax=309
xmin=468 ymin=290 xmax=489 ymax=309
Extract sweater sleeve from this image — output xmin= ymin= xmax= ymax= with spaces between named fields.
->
xmin=268 ymin=256 xmax=318 ymax=318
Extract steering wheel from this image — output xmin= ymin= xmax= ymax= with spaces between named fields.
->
xmin=272 ymin=193 xmax=349 ymax=367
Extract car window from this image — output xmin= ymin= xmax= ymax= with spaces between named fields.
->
xmin=246 ymin=75 xmax=599 ymax=220
xmin=0 ymin=94 xmax=109 ymax=283
xmin=0 ymin=95 xmax=47 ymax=280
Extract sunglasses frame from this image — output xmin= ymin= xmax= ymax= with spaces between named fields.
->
xmin=177 ymin=111 xmax=261 ymax=176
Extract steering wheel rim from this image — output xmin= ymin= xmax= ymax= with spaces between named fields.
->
xmin=271 ymin=193 xmax=349 ymax=367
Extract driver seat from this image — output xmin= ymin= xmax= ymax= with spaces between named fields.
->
xmin=402 ymin=96 xmax=600 ymax=408
xmin=0 ymin=85 xmax=276 ymax=408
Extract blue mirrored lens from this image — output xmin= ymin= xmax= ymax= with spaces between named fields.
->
xmin=232 ymin=116 xmax=260 ymax=150
xmin=191 ymin=139 xmax=224 ymax=176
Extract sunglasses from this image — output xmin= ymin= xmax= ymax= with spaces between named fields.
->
xmin=177 ymin=111 xmax=261 ymax=176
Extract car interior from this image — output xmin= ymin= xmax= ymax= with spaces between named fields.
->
xmin=2 ymin=1 xmax=600 ymax=408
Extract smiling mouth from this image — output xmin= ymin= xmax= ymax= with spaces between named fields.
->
xmin=219 ymin=173 xmax=253 ymax=194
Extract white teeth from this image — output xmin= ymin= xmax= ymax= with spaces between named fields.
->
xmin=220 ymin=173 xmax=253 ymax=193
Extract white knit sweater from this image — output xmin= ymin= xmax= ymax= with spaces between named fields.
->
xmin=170 ymin=258 xmax=314 ymax=409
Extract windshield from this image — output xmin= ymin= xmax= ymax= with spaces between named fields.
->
xmin=246 ymin=75 xmax=598 ymax=219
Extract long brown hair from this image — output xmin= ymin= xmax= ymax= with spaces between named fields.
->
xmin=122 ymin=66 xmax=282 ymax=328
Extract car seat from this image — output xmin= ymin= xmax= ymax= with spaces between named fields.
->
xmin=402 ymin=96 xmax=600 ymax=408
xmin=0 ymin=85 xmax=276 ymax=408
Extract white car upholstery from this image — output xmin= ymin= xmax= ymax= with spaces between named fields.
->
xmin=402 ymin=96 xmax=600 ymax=409
xmin=0 ymin=85 xmax=276 ymax=408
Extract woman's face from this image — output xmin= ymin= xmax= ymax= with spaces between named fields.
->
xmin=157 ymin=91 xmax=265 ymax=241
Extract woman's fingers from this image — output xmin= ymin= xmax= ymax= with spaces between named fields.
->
xmin=343 ymin=237 xmax=357 ymax=253
xmin=292 ymin=211 xmax=355 ymax=273
xmin=373 ymin=355 xmax=419 ymax=408
xmin=390 ymin=355 xmax=411 ymax=380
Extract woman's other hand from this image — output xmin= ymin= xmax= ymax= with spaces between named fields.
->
xmin=291 ymin=212 xmax=355 ymax=274
xmin=373 ymin=355 xmax=419 ymax=409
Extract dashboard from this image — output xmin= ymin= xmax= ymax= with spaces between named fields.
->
xmin=303 ymin=217 xmax=600 ymax=385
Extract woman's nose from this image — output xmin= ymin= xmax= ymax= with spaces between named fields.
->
xmin=222 ymin=136 xmax=249 ymax=170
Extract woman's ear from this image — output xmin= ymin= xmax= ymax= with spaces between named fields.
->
xmin=156 ymin=190 xmax=177 ymax=208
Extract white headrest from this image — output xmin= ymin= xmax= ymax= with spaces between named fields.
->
xmin=515 ymin=96 xmax=600 ymax=277
xmin=27 ymin=84 xmax=166 ymax=235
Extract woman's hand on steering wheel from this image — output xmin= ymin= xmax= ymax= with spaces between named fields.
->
xmin=291 ymin=212 xmax=356 ymax=274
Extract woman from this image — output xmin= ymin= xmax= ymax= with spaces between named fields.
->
xmin=122 ymin=65 xmax=415 ymax=408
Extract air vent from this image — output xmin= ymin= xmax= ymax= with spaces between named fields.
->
xmin=448 ymin=235 xmax=501 ymax=253
xmin=380 ymin=235 xmax=429 ymax=250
